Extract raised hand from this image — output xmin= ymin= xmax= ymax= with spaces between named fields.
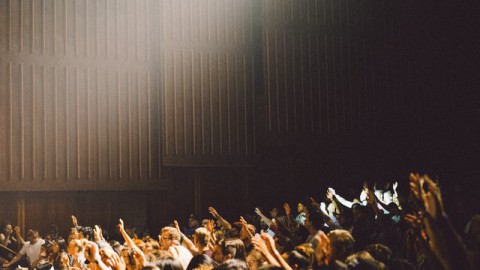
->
xmin=71 ymin=215 xmax=78 ymax=227
xmin=94 ymin=225 xmax=105 ymax=241
xmin=393 ymin=181 xmax=399 ymax=191
xmin=173 ymin=220 xmax=181 ymax=232
xmin=254 ymin=208 xmax=263 ymax=216
xmin=283 ymin=203 xmax=291 ymax=216
xmin=239 ymin=216 xmax=248 ymax=227
xmin=110 ymin=251 xmax=126 ymax=270
xmin=260 ymin=232 xmax=276 ymax=253
xmin=118 ymin=219 xmax=125 ymax=231
xmin=327 ymin=187 xmax=336 ymax=196
xmin=206 ymin=219 xmax=216 ymax=232
xmin=208 ymin=207 xmax=219 ymax=218
xmin=422 ymin=175 xmax=444 ymax=220
xmin=13 ymin=226 xmax=21 ymax=234
xmin=84 ymin=241 xmax=101 ymax=264
xmin=404 ymin=213 xmax=422 ymax=229
xmin=251 ymin=235 xmax=269 ymax=255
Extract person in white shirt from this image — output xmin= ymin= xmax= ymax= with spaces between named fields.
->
xmin=2 ymin=229 xmax=45 ymax=268
xmin=160 ymin=226 xmax=193 ymax=269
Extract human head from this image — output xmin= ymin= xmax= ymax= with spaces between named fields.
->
xmin=52 ymin=237 xmax=68 ymax=254
xmin=194 ymin=227 xmax=211 ymax=248
xmin=297 ymin=203 xmax=306 ymax=213
xmin=1 ymin=222 xmax=13 ymax=235
xmin=68 ymin=239 xmax=85 ymax=255
xmin=345 ymin=251 xmax=386 ymax=270
xmin=246 ymin=249 xmax=266 ymax=270
xmin=213 ymin=259 xmax=247 ymax=270
xmin=364 ymin=244 xmax=392 ymax=265
xmin=155 ymin=255 xmax=184 ymax=270
xmin=327 ymin=230 xmax=355 ymax=263
xmin=213 ymin=238 xmax=246 ymax=263
xmin=26 ymin=229 xmax=41 ymax=243
xmin=189 ymin=214 xmax=200 ymax=228
xmin=186 ymin=254 xmax=215 ymax=270
xmin=160 ymin=227 xmax=181 ymax=250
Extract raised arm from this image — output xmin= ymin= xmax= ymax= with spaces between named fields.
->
xmin=254 ymin=208 xmax=273 ymax=227
xmin=329 ymin=188 xmax=354 ymax=208
xmin=118 ymin=219 xmax=138 ymax=250
xmin=208 ymin=207 xmax=232 ymax=230
xmin=410 ymin=173 xmax=473 ymax=270
xmin=173 ymin=220 xmax=198 ymax=255
xmin=13 ymin=226 xmax=25 ymax=245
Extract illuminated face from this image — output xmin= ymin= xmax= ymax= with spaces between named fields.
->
xmin=3 ymin=224 xmax=12 ymax=235
xmin=159 ymin=232 xmax=173 ymax=250
xmin=297 ymin=203 xmax=305 ymax=213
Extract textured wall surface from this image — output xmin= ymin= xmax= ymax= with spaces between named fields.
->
xmin=0 ymin=0 xmax=163 ymax=190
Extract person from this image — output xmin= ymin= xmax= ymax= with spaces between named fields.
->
xmin=295 ymin=203 xmax=307 ymax=225
xmin=0 ymin=223 xmax=21 ymax=265
xmin=2 ymin=229 xmax=45 ymax=268
xmin=159 ymin=226 xmax=193 ymax=269
xmin=194 ymin=227 xmax=213 ymax=257
xmin=185 ymin=214 xmax=201 ymax=238
xmin=213 ymin=238 xmax=246 ymax=263
xmin=246 ymin=249 xmax=266 ymax=270
xmin=67 ymin=239 xmax=87 ymax=269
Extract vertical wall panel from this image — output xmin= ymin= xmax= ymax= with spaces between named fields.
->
xmin=0 ymin=0 xmax=163 ymax=190
xmin=161 ymin=0 xmax=257 ymax=165
xmin=262 ymin=0 xmax=409 ymax=136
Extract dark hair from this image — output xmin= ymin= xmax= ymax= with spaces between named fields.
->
xmin=154 ymin=256 xmax=183 ymax=270
xmin=54 ymin=237 xmax=68 ymax=253
xmin=109 ymin=240 xmax=123 ymax=255
xmin=80 ymin=227 xmax=94 ymax=240
xmin=286 ymin=250 xmax=310 ymax=270
xmin=364 ymin=244 xmax=392 ymax=265
xmin=221 ymin=238 xmax=246 ymax=261
xmin=213 ymin=259 xmax=247 ymax=270
xmin=27 ymin=229 xmax=40 ymax=238
xmin=1 ymin=221 xmax=12 ymax=231
xmin=186 ymin=254 xmax=215 ymax=270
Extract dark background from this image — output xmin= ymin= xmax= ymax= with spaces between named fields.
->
xmin=0 ymin=0 xmax=479 ymax=238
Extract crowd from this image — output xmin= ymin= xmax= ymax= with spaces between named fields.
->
xmin=0 ymin=173 xmax=478 ymax=270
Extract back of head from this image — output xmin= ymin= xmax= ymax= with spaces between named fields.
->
xmin=292 ymin=243 xmax=315 ymax=269
xmin=213 ymin=259 xmax=247 ymax=270
xmin=222 ymin=238 xmax=246 ymax=261
xmin=155 ymin=255 xmax=184 ymax=270
xmin=186 ymin=254 xmax=215 ymax=270
xmin=328 ymin=230 xmax=355 ymax=262
xmin=363 ymin=244 xmax=392 ymax=265
xmin=195 ymin=227 xmax=211 ymax=247
xmin=27 ymin=229 xmax=40 ymax=239
xmin=345 ymin=251 xmax=387 ymax=270
xmin=286 ymin=250 xmax=311 ymax=270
